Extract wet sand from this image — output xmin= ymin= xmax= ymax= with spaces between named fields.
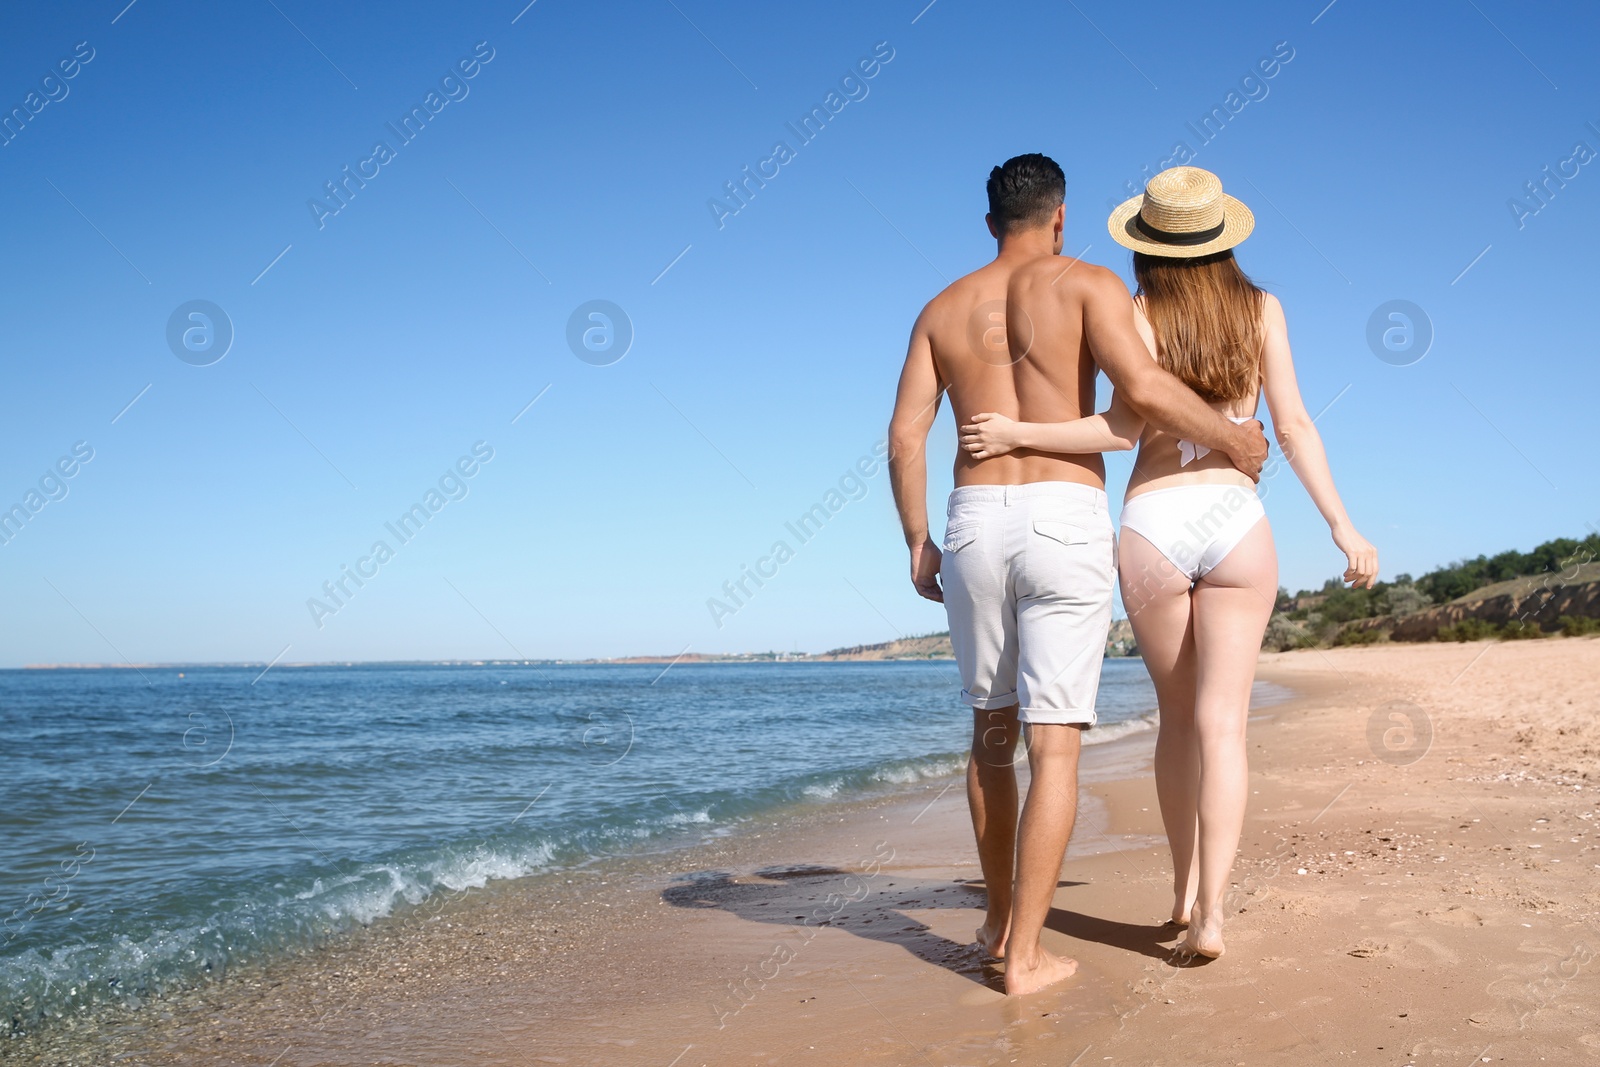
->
xmin=11 ymin=637 xmax=1600 ymax=1066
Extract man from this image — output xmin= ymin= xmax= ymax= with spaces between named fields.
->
xmin=886 ymin=154 xmax=1267 ymax=996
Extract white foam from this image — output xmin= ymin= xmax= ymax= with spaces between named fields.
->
xmin=426 ymin=844 xmax=552 ymax=893
xmin=872 ymin=756 xmax=965 ymax=784
xmin=0 ymin=837 xmax=570 ymax=1023
xmin=1082 ymin=714 xmax=1158 ymax=747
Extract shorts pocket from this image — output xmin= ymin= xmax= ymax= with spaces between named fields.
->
xmin=1032 ymin=520 xmax=1088 ymax=547
xmin=943 ymin=523 xmax=979 ymax=553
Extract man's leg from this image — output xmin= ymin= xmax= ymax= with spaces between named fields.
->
xmin=940 ymin=496 xmax=1020 ymax=961
xmin=1002 ymin=721 xmax=1083 ymax=995
xmin=968 ymin=703 xmax=1021 ymax=957
xmin=1002 ymin=490 xmax=1116 ymax=994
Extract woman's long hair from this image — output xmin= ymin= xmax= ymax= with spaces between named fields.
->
xmin=1132 ymin=250 xmax=1265 ymax=402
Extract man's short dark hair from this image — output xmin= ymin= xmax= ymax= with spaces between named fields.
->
xmin=986 ymin=153 xmax=1065 ymax=234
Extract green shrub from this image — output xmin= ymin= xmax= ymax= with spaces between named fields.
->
xmin=1500 ymin=619 xmax=1548 ymax=640
xmin=1262 ymin=614 xmax=1312 ymax=652
xmin=1559 ymin=615 xmax=1600 ymax=637
xmin=1377 ymin=583 xmax=1431 ymax=617
xmin=1414 ymin=534 xmax=1600 ymax=604
xmin=1317 ymin=579 xmax=1384 ymax=623
xmin=1437 ymin=618 xmax=1500 ymax=642
xmin=1333 ymin=626 xmax=1385 ymax=646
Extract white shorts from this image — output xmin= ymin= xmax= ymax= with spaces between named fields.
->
xmin=941 ymin=482 xmax=1116 ymax=726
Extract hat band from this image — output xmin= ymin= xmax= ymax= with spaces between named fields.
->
xmin=1135 ymin=214 xmax=1226 ymax=246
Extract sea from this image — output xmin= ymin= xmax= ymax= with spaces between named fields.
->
xmin=0 ymin=659 xmax=1192 ymax=1030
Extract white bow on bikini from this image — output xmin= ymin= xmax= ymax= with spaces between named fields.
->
xmin=1178 ymin=416 xmax=1254 ymax=468
xmin=1178 ymin=439 xmax=1209 ymax=467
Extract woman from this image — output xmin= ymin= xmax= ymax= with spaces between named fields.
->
xmin=959 ymin=166 xmax=1377 ymax=959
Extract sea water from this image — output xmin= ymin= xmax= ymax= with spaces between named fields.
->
xmin=0 ymin=659 xmax=1174 ymax=1026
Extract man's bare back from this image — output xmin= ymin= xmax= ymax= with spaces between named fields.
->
xmin=922 ymin=252 xmax=1120 ymax=489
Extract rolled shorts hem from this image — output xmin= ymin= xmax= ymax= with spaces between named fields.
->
xmin=1016 ymin=707 xmax=1097 ymax=727
xmin=961 ymin=690 xmax=1019 ymax=710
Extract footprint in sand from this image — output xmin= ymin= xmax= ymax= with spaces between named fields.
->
xmin=1347 ymin=939 xmax=1388 ymax=958
xmin=1424 ymin=905 xmax=1484 ymax=926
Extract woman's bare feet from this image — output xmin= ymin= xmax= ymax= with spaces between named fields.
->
xmin=1181 ymin=908 xmax=1225 ymax=958
xmin=975 ymin=921 xmax=1009 ymax=959
xmin=1171 ymin=889 xmax=1196 ymax=926
xmin=1003 ymin=945 xmax=1078 ymax=995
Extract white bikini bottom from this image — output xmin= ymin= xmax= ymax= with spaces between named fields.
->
xmin=1119 ymin=484 xmax=1267 ymax=582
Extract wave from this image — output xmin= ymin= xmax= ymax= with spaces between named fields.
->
xmin=0 ymin=790 xmax=794 ymax=1030
xmin=799 ymin=752 xmax=967 ymax=801
xmin=2 ymin=832 xmax=563 ymax=1026
xmin=1083 ymin=712 xmax=1158 ymax=746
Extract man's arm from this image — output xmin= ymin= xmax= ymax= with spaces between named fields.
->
xmin=1079 ymin=269 xmax=1268 ymax=479
xmin=887 ymin=314 xmax=946 ymax=602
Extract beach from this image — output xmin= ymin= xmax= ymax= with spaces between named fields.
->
xmin=9 ymin=637 xmax=1599 ymax=1066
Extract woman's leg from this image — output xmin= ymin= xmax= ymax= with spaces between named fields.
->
xmin=1185 ymin=518 xmax=1278 ymax=957
xmin=1117 ymin=528 xmax=1200 ymax=925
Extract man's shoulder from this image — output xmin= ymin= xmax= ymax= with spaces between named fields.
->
xmin=916 ymin=265 xmax=991 ymax=323
xmin=1004 ymin=257 xmax=1120 ymax=316
xmin=1012 ymin=254 xmax=1119 ymax=296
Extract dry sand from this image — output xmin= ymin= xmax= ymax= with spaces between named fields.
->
xmin=13 ymin=638 xmax=1600 ymax=1066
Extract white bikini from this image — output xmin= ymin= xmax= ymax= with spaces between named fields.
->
xmin=1118 ymin=416 xmax=1267 ymax=582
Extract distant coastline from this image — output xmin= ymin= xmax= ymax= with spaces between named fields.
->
xmin=27 ymin=528 xmax=1600 ymax=669
xmin=19 ymin=620 xmax=1140 ymax=670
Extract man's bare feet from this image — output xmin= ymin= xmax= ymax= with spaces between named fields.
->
xmin=1182 ymin=909 xmax=1225 ymax=958
xmin=1003 ymin=945 xmax=1078 ymax=995
xmin=975 ymin=922 xmax=1009 ymax=959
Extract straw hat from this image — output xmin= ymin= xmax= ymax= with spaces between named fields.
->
xmin=1108 ymin=166 xmax=1254 ymax=258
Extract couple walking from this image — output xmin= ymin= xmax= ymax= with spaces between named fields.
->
xmin=886 ymin=155 xmax=1377 ymax=995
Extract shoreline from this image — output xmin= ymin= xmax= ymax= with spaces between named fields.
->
xmin=4 ymin=687 xmax=1164 ymax=1063
xmin=0 ymin=659 xmax=1158 ymax=1051
xmin=9 ymin=639 xmax=1599 ymax=1065
xmin=4 ymin=724 xmax=1163 ymax=1063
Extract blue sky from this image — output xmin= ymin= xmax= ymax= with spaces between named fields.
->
xmin=2 ymin=0 xmax=1596 ymax=666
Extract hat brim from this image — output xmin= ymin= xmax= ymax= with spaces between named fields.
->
xmin=1107 ymin=193 xmax=1255 ymax=258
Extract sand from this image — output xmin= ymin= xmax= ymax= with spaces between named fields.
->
xmin=10 ymin=637 xmax=1600 ymax=1066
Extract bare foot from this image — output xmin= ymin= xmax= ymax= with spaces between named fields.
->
xmin=1182 ymin=912 xmax=1225 ymax=959
xmin=1170 ymin=893 xmax=1195 ymax=926
xmin=975 ymin=922 xmax=1009 ymax=959
xmin=1003 ymin=946 xmax=1078 ymax=995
